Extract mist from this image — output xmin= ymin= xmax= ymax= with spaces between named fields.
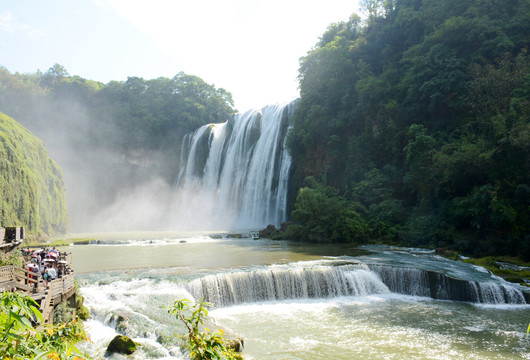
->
xmin=0 ymin=76 xmax=180 ymax=232
xmin=1 ymin=67 xmax=301 ymax=234
xmin=0 ymin=67 xmax=245 ymax=233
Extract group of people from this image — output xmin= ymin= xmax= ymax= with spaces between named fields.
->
xmin=23 ymin=247 xmax=71 ymax=288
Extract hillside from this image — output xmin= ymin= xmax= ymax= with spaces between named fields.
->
xmin=286 ymin=0 xmax=530 ymax=258
xmin=0 ymin=112 xmax=68 ymax=236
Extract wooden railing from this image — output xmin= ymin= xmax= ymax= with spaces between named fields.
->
xmin=0 ymin=265 xmax=36 ymax=292
xmin=0 ymin=265 xmax=76 ymax=325
xmin=40 ymin=273 xmax=76 ymax=324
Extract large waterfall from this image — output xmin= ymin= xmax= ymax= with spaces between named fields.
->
xmin=172 ymin=101 xmax=297 ymax=230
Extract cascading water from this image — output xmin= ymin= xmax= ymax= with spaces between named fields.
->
xmin=370 ymin=265 xmax=526 ymax=304
xmin=74 ymin=238 xmax=530 ymax=359
xmin=172 ymin=101 xmax=297 ymax=230
xmin=188 ymin=261 xmax=527 ymax=307
xmin=187 ymin=264 xmax=390 ymax=306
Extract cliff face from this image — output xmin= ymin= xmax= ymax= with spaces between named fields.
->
xmin=0 ymin=112 xmax=68 ymax=236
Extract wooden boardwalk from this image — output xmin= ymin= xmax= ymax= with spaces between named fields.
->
xmin=0 ymin=255 xmax=76 ymax=325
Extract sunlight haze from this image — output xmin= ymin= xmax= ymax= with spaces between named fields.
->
xmin=1 ymin=0 xmax=361 ymax=111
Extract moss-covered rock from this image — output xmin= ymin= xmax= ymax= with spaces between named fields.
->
xmin=77 ymin=305 xmax=90 ymax=320
xmin=107 ymin=335 xmax=138 ymax=355
xmin=0 ymin=112 xmax=68 ymax=235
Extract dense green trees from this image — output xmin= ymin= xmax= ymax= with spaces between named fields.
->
xmin=287 ymin=0 xmax=530 ymax=258
xmin=0 ymin=66 xmax=234 ymax=159
xmin=287 ymin=177 xmax=369 ymax=243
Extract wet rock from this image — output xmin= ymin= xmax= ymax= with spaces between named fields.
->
xmin=77 ymin=305 xmax=90 ymax=320
xmin=107 ymin=335 xmax=138 ymax=355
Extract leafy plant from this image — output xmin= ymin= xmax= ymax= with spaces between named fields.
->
xmin=169 ymin=299 xmax=243 ymax=360
xmin=0 ymin=291 xmax=89 ymax=360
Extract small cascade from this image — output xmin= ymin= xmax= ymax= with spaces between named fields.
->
xmin=173 ymin=101 xmax=297 ymax=229
xmin=187 ymin=265 xmax=390 ymax=307
xmin=477 ymin=282 xmax=526 ymax=304
xmin=368 ymin=266 xmax=431 ymax=298
xmin=370 ymin=265 xmax=526 ymax=304
xmin=188 ymin=263 xmax=527 ymax=307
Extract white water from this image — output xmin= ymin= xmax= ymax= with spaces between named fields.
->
xmin=188 ymin=261 xmax=526 ymax=307
xmin=67 ymin=236 xmax=530 ymax=359
xmin=171 ymin=101 xmax=296 ymax=230
xmin=187 ymin=265 xmax=390 ymax=306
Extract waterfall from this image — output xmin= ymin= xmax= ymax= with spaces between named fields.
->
xmin=173 ymin=101 xmax=297 ymax=230
xmin=187 ymin=265 xmax=390 ymax=307
xmin=187 ymin=263 xmax=527 ymax=307
xmin=370 ymin=265 xmax=526 ymax=304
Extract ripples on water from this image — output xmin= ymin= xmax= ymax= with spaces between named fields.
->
xmin=65 ymin=233 xmax=530 ymax=359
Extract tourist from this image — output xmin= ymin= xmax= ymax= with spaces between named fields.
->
xmin=43 ymin=266 xmax=50 ymax=286
xmin=57 ymin=263 xmax=63 ymax=278
xmin=48 ymin=266 xmax=56 ymax=281
xmin=27 ymin=262 xmax=38 ymax=290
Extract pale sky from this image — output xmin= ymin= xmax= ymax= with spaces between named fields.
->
xmin=1 ymin=0 xmax=361 ymax=111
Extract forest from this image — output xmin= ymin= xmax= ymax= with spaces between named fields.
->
xmin=286 ymin=0 xmax=530 ymax=259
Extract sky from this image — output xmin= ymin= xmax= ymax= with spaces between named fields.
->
xmin=0 ymin=0 xmax=361 ymax=111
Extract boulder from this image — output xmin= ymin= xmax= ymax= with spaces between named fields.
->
xmin=226 ymin=337 xmax=244 ymax=352
xmin=107 ymin=335 xmax=138 ymax=355
xmin=259 ymin=225 xmax=278 ymax=238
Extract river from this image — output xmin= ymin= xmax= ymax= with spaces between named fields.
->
xmin=60 ymin=232 xmax=530 ymax=359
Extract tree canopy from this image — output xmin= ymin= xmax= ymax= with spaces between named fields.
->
xmin=287 ymin=0 xmax=530 ymax=258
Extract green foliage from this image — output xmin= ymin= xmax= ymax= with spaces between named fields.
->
xmin=0 ymin=66 xmax=235 ymax=161
xmin=0 ymin=112 xmax=68 ymax=235
xmin=288 ymin=0 xmax=530 ymax=257
xmin=0 ymin=250 xmax=24 ymax=268
xmin=92 ymin=72 xmax=235 ymax=153
xmin=169 ymin=299 xmax=243 ymax=360
xmin=0 ymin=291 xmax=88 ymax=360
xmin=76 ymin=306 xmax=89 ymax=321
xmin=289 ymin=177 xmax=369 ymax=243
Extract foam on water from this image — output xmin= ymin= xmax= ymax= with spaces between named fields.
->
xmin=74 ymin=241 xmax=530 ymax=359
xmin=86 ymin=235 xmax=217 ymax=246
